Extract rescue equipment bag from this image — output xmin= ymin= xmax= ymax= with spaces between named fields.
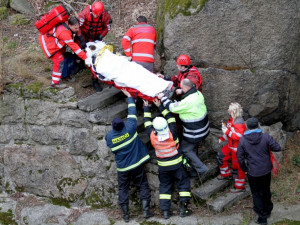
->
xmin=35 ymin=5 xmax=70 ymax=34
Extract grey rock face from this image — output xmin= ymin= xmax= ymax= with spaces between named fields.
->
xmin=10 ymin=0 xmax=33 ymax=15
xmin=3 ymin=145 xmax=87 ymax=200
xmin=162 ymin=0 xmax=300 ymax=75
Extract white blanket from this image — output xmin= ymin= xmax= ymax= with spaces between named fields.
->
xmin=86 ymin=42 xmax=172 ymax=97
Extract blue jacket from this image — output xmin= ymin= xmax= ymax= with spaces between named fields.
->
xmin=105 ymin=97 xmax=150 ymax=172
xmin=237 ymin=129 xmax=281 ymax=177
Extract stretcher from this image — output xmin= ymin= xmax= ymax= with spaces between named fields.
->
xmin=85 ymin=41 xmax=172 ymax=102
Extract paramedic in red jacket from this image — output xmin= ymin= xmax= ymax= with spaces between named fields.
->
xmin=217 ymin=102 xmax=247 ymax=192
xmin=39 ymin=17 xmax=90 ymax=88
xmin=157 ymin=55 xmax=202 ymax=94
xmin=121 ymin=16 xmax=156 ymax=72
xmin=78 ymin=1 xmax=112 ymax=42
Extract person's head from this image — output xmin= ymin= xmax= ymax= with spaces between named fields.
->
xmin=228 ymin=102 xmax=243 ymax=120
xmin=137 ymin=16 xmax=147 ymax=23
xmin=153 ymin=117 xmax=170 ymax=141
xmin=92 ymin=1 xmax=104 ymax=18
xmin=180 ymin=78 xmax=193 ymax=93
xmin=246 ymin=117 xmax=259 ymax=130
xmin=68 ymin=17 xmax=80 ymax=33
xmin=112 ymin=118 xmax=125 ymax=131
xmin=176 ymin=54 xmax=191 ymax=72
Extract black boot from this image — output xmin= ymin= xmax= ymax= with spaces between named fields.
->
xmin=92 ymin=78 xmax=102 ymax=92
xmin=179 ymin=201 xmax=192 ymax=217
xmin=142 ymin=200 xmax=154 ymax=218
xmin=121 ymin=204 xmax=129 ymax=223
xmin=163 ymin=210 xmax=172 ymax=219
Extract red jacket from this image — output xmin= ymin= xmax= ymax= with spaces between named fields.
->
xmin=121 ymin=22 xmax=156 ymax=63
xmin=171 ymin=66 xmax=203 ymax=92
xmin=78 ymin=5 xmax=111 ymax=42
xmin=220 ymin=117 xmax=246 ymax=151
xmin=39 ymin=23 xmax=87 ymax=60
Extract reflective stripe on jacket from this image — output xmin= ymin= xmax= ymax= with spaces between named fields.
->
xmin=150 ymin=130 xmax=179 ymax=158
xmin=78 ymin=5 xmax=111 ymax=41
xmin=105 ymin=97 xmax=150 ymax=172
xmin=121 ymin=22 xmax=156 ymax=63
xmin=162 ymin=87 xmax=210 ymax=143
xmin=39 ymin=23 xmax=87 ymax=60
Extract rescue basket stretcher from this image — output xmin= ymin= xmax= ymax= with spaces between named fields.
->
xmin=85 ymin=41 xmax=172 ymax=102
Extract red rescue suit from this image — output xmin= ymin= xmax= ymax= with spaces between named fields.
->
xmin=78 ymin=5 xmax=111 ymax=42
xmin=217 ymin=117 xmax=246 ymax=189
xmin=171 ymin=65 xmax=202 ymax=92
xmin=39 ymin=23 xmax=87 ymax=85
xmin=121 ymin=22 xmax=156 ymax=63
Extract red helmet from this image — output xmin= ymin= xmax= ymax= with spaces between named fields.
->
xmin=176 ymin=54 xmax=191 ymax=66
xmin=92 ymin=2 xmax=104 ymax=16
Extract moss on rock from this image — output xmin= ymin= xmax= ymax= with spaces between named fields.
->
xmin=10 ymin=14 xmax=30 ymax=25
xmin=0 ymin=209 xmax=17 ymax=225
xmin=26 ymin=82 xmax=44 ymax=93
xmin=0 ymin=7 xmax=8 ymax=21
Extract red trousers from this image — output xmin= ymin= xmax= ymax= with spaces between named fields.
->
xmin=50 ymin=51 xmax=65 ymax=85
xmin=217 ymin=144 xmax=246 ymax=189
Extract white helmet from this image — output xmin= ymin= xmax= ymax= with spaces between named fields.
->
xmin=153 ymin=117 xmax=169 ymax=137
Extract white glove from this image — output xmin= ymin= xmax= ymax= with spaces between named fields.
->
xmin=222 ymin=126 xmax=228 ymax=134
xmin=218 ymin=139 xmax=222 ymax=144
xmin=126 ymin=56 xmax=132 ymax=61
xmin=85 ymin=58 xmax=92 ymax=67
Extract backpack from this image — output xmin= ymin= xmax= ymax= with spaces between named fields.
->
xmin=35 ymin=5 xmax=70 ymax=34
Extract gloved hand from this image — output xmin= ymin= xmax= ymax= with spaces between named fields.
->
xmin=126 ymin=56 xmax=132 ymax=61
xmin=222 ymin=126 xmax=227 ymax=134
xmin=96 ymin=35 xmax=103 ymax=41
xmin=218 ymin=139 xmax=222 ymax=144
xmin=85 ymin=58 xmax=92 ymax=67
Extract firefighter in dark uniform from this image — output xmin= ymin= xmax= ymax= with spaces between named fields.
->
xmin=105 ymin=89 xmax=153 ymax=223
xmin=143 ymin=99 xmax=192 ymax=219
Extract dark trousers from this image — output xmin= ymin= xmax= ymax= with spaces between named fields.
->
xmin=159 ymin=165 xmax=191 ymax=211
xmin=117 ymin=164 xmax=151 ymax=205
xmin=248 ymin=172 xmax=273 ymax=223
xmin=181 ymin=139 xmax=208 ymax=175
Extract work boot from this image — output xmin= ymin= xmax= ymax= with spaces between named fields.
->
xmin=179 ymin=201 xmax=192 ymax=217
xmin=120 ymin=204 xmax=129 ymax=223
xmin=163 ymin=210 xmax=172 ymax=219
xmin=92 ymin=78 xmax=102 ymax=92
xmin=142 ymin=200 xmax=154 ymax=218
xmin=230 ymin=187 xmax=246 ymax=193
xmin=51 ymin=83 xmax=67 ymax=89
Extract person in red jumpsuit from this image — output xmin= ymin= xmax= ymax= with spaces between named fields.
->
xmin=121 ymin=16 xmax=156 ymax=72
xmin=78 ymin=1 xmax=112 ymax=91
xmin=39 ymin=17 xmax=90 ymax=88
xmin=217 ymin=102 xmax=247 ymax=192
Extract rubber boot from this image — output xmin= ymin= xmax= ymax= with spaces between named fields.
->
xmin=120 ymin=204 xmax=129 ymax=223
xmin=92 ymin=78 xmax=102 ymax=92
xmin=179 ymin=201 xmax=192 ymax=217
xmin=142 ymin=200 xmax=154 ymax=218
xmin=163 ymin=210 xmax=172 ymax=219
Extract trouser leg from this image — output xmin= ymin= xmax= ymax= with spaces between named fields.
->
xmin=117 ymin=171 xmax=130 ymax=205
xmin=158 ymin=170 xmax=173 ymax=211
xmin=131 ymin=164 xmax=151 ymax=202
xmin=232 ymin=150 xmax=245 ymax=189
xmin=247 ymin=174 xmax=268 ymax=223
xmin=181 ymin=139 xmax=208 ymax=175
xmin=261 ymin=173 xmax=273 ymax=216
xmin=50 ymin=51 xmax=64 ymax=86
xmin=217 ymin=144 xmax=232 ymax=178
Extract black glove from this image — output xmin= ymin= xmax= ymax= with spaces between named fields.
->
xmin=77 ymin=35 xmax=87 ymax=49
xmin=96 ymin=35 xmax=103 ymax=41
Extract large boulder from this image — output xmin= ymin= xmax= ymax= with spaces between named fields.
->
xmin=10 ymin=0 xmax=33 ymax=15
xmin=159 ymin=0 xmax=300 ymax=75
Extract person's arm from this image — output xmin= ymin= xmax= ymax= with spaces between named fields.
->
xmin=224 ymin=123 xmax=245 ymax=141
xmin=268 ymin=134 xmax=281 ymax=152
xmin=78 ymin=6 xmax=89 ymax=27
xmin=160 ymin=95 xmax=191 ymax=114
xmin=121 ymin=28 xmax=132 ymax=57
xmin=122 ymin=89 xmax=137 ymax=130
xmin=143 ymin=101 xmax=154 ymax=137
xmin=99 ymin=12 xmax=111 ymax=38
xmin=237 ymin=140 xmax=247 ymax=172
xmin=60 ymin=30 xmax=87 ymax=60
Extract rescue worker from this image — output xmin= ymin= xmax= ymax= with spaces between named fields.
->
xmin=78 ymin=1 xmax=112 ymax=92
xmin=157 ymin=54 xmax=202 ymax=94
xmin=158 ymin=78 xmax=210 ymax=178
xmin=143 ymin=99 xmax=192 ymax=219
xmin=105 ymin=89 xmax=153 ymax=223
xmin=121 ymin=16 xmax=156 ymax=72
xmin=237 ymin=118 xmax=281 ymax=225
xmin=39 ymin=17 xmax=91 ymax=88
xmin=217 ymin=102 xmax=247 ymax=192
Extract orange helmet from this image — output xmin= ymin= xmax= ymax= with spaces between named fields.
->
xmin=92 ymin=2 xmax=104 ymax=16
xmin=176 ymin=54 xmax=191 ymax=66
